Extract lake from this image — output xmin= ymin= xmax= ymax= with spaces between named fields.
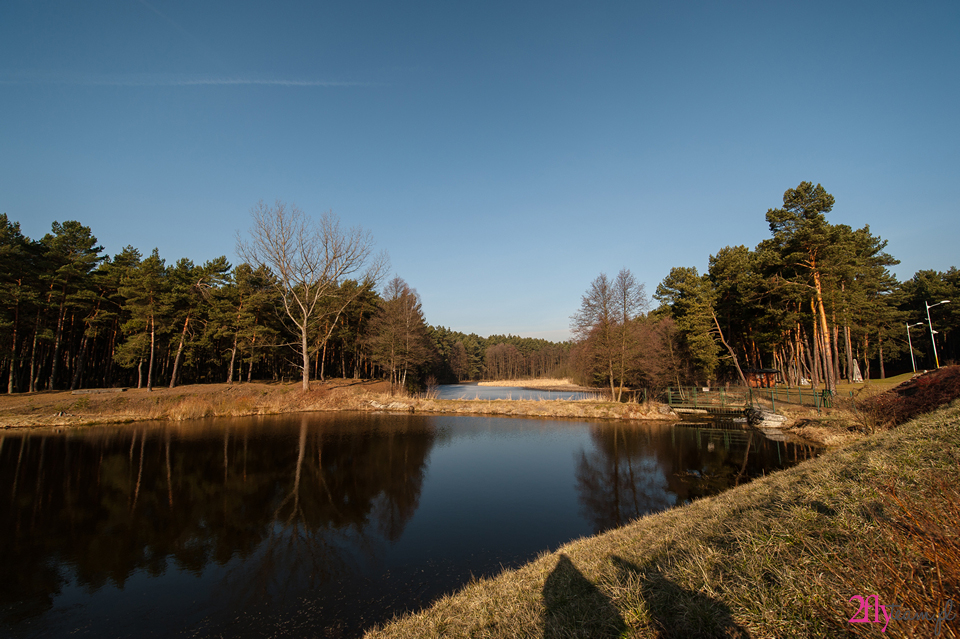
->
xmin=0 ymin=412 xmax=819 ymax=638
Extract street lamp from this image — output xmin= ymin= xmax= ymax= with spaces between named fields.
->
xmin=906 ymin=321 xmax=924 ymax=373
xmin=925 ymin=300 xmax=951 ymax=369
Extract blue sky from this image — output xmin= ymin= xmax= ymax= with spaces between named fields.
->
xmin=2 ymin=1 xmax=958 ymax=341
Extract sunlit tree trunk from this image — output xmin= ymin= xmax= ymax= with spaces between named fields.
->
xmin=812 ymin=270 xmax=836 ymax=393
xmin=169 ymin=315 xmax=190 ymax=388
xmin=227 ymin=331 xmax=238 ymax=384
xmin=878 ymin=331 xmax=886 ymax=379
xmin=7 ymin=303 xmax=18 ymax=394
xmin=147 ymin=313 xmax=156 ymax=391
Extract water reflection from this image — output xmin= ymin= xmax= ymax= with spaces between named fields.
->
xmin=575 ymin=421 xmax=820 ymax=531
xmin=1 ymin=414 xmax=435 ymax=636
xmin=0 ymin=414 xmax=819 ymax=638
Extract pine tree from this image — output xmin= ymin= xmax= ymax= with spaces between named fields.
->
xmin=39 ymin=221 xmax=105 ymax=389
xmin=0 ymin=215 xmax=38 ymax=393
xmin=654 ymin=267 xmax=719 ymax=384
xmin=116 ymin=249 xmax=168 ymax=390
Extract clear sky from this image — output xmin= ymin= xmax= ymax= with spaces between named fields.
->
xmin=3 ymin=1 xmax=958 ymax=341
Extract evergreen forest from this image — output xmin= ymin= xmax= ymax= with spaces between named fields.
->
xmin=1 ymin=182 xmax=957 ymax=395
xmin=0 ymin=212 xmax=569 ymax=392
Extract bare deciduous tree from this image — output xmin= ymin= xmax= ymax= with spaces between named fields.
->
xmin=571 ymin=268 xmax=648 ymax=401
xmin=238 ymin=200 xmax=385 ymax=391
xmin=365 ymin=276 xmax=433 ymax=394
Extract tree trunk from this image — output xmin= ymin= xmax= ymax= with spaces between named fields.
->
xmin=28 ymin=308 xmax=42 ymax=393
xmin=608 ymin=357 xmax=616 ymax=401
xmin=712 ymin=311 xmax=748 ymax=387
xmin=147 ymin=315 xmax=156 ymax=391
xmin=878 ymin=331 xmax=886 ymax=379
xmin=247 ymin=326 xmax=258 ymax=383
xmin=832 ymin=321 xmax=841 ymax=383
xmin=169 ymin=315 xmax=190 ymax=389
xmin=812 ymin=271 xmax=836 ymax=392
xmin=7 ymin=300 xmax=18 ymax=394
xmin=320 ymin=335 xmax=328 ymax=382
xmin=227 ymin=331 xmax=238 ymax=384
xmin=70 ymin=334 xmax=90 ymax=391
xmin=48 ymin=292 xmax=67 ymax=390
xmin=301 ymin=323 xmax=310 ymax=391
xmin=844 ymin=324 xmax=854 ymax=383
xmin=105 ymin=323 xmax=119 ymax=388
xmin=819 ymin=326 xmax=831 ymax=390
xmin=862 ymin=335 xmax=871 ymax=381
xmin=809 ymin=304 xmax=821 ymax=389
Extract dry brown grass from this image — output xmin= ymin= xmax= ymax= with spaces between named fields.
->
xmin=813 ymin=465 xmax=960 ymax=638
xmin=0 ymin=380 xmax=386 ymax=429
xmin=365 ymin=401 xmax=960 ymax=638
xmin=167 ymin=397 xmax=214 ymax=421
xmin=400 ymin=395 xmax=668 ymax=421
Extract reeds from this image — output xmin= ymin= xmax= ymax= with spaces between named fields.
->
xmin=167 ymin=397 xmax=214 ymax=421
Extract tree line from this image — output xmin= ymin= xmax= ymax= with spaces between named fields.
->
xmin=570 ymin=182 xmax=959 ymax=393
xmin=13 ymin=184 xmax=945 ymax=396
xmin=0 ymin=204 xmax=575 ymax=394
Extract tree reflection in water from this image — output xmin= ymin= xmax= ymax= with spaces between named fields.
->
xmin=575 ymin=421 xmax=821 ymax=534
xmin=0 ymin=415 xmax=819 ymax=637
xmin=576 ymin=424 xmax=677 ymax=532
xmin=0 ymin=413 xmax=435 ymax=635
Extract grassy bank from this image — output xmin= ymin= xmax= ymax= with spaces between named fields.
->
xmin=0 ymin=380 xmax=672 ymax=429
xmin=0 ymin=380 xmax=382 ymax=429
xmin=365 ymin=402 xmax=960 ymax=638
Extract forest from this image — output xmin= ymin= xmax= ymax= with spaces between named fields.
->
xmin=1 ymin=183 xmax=956 ymax=396
xmin=569 ymin=182 xmax=960 ymax=394
xmin=0 ymin=206 xmax=569 ymax=394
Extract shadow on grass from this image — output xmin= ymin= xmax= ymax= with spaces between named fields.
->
xmin=611 ymin=555 xmax=751 ymax=639
xmin=542 ymin=554 xmax=626 ymax=638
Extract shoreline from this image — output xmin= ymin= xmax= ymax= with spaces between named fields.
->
xmin=0 ymin=380 xmax=676 ymax=430
xmin=0 ymin=380 xmax=854 ymax=447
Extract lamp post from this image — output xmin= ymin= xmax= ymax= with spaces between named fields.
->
xmin=925 ymin=300 xmax=951 ymax=369
xmin=906 ymin=322 xmax=924 ymax=373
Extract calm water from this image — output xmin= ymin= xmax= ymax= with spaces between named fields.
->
xmin=0 ymin=413 xmax=820 ymax=638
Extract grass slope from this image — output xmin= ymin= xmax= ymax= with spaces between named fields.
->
xmin=365 ymin=402 xmax=960 ymax=639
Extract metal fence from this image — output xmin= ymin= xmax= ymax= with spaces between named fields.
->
xmin=665 ymin=385 xmax=837 ymax=413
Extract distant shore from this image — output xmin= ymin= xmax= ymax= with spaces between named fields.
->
xmin=477 ymin=378 xmax=597 ymax=392
xmin=0 ymin=379 xmax=670 ymax=430
xmin=1 ymin=378 xmax=868 ymax=448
